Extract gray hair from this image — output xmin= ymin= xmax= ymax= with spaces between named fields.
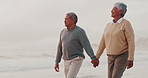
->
xmin=66 ymin=12 xmax=78 ymax=24
xmin=114 ymin=2 xmax=127 ymax=17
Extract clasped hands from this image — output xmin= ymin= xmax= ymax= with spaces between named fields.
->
xmin=91 ymin=59 xmax=99 ymax=68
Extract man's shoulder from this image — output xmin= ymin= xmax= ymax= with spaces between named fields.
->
xmin=122 ymin=19 xmax=131 ymax=24
xmin=61 ymin=28 xmax=67 ymax=31
xmin=75 ymin=26 xmax=85 ymax=32
xmin=105 ymin=21 xmax=112 ymax=28
xmin=121 ymin=19 xmax=133 ymax=29
xmin=106 ymin=20 xmax=113 ymax=25
xmin=60 ymin=28 xmax=67 ymax=34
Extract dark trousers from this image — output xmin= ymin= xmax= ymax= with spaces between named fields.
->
xmin=107 ymin=52 xmax=128 ymax=78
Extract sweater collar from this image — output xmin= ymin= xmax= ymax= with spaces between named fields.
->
xmin=112 ymin=18 xmax=124 ymax=24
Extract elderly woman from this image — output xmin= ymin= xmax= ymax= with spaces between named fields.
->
xmin=96 ymin=2 xmax=135 ymax=78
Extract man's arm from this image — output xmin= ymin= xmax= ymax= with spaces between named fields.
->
xmin=79 ymin=29 xmax=99 ymax=67
xmin=79 ymin=29 xmax=96 ymax=59
xmin=96 ymin=34 xmax=106 ymax=59
xmin=54 ymin=33 xmax=63 ymax=72
xmin=55 ymin=39 xmax=62 ymax=64
xmin=124 ymin=21 xmax=135 ymax=69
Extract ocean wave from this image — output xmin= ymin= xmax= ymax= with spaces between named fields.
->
xmin=0 ymin=55 xmax=55 ymax=72
xmin=0 ymin=54 xmax=55 ymax=59
xmin=0 ymin=66 xmax=50 ymax=72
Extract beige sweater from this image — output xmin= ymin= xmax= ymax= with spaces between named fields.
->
xmin=96 ymin=19 xmax=135 ymax=60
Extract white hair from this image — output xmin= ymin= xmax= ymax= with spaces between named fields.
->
xmin=66 ymin=12 xmax=78 ymax=24
xmin=114 ymin=2 xmax=127 ymax=17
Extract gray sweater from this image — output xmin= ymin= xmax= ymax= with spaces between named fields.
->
xmin=55 ymin=26 xmax=96 ymax=64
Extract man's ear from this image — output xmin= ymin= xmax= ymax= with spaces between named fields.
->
xmin=119 ymin=10 xmax=123 ymax=16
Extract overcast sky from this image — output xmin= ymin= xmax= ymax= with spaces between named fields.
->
xmin=0 ymin=0 xmax=148 ymax=44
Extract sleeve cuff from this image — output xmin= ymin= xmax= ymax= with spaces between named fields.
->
xmin=91 ymin=56 xmax=97 ymax=60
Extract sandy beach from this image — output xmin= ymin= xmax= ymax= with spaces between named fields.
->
xmin=0 ymin=0 xmax=148 ymax=78
xmin=0 ymin=50 xmax=148 ymax=78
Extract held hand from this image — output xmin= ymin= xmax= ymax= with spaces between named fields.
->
xmin=126 ymin=60 xmax=133 ymax=69
xmin=54 ymin=64 xmax=60 ymax=72
xmin=91 ymin=59 xmax=99 ymax=68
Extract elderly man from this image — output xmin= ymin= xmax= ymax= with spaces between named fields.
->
xmin=96 ymin=2 xmax=135 ymax=78
xmin=54 ymin=12 xmax=99 ymax=78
